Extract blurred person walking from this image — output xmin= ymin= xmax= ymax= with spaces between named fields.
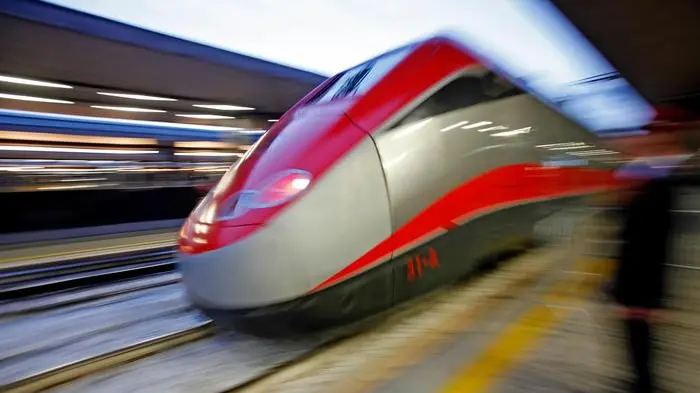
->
xmin=611 ymin=171 xmax=673 ymax=393
xmin=609 ymin=130 xmax=691 ymax=393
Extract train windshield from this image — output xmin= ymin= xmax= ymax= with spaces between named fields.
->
xmin=307 ymin=45 xmax=415 ymax=105
xmin=393 ymin=67 xmax=525 ymax=129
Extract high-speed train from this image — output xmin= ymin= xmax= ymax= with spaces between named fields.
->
xmin=177 ymin=35 xmax=621 ymax=333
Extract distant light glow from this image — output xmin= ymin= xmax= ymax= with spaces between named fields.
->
xmin=236 ymin=129 xmax=266 ymax=135
xmin=0 ymin=75 xmax=73 ymax=89
xmin=291 ymin=177 xmax=310 ymax=190
xmin=0 ymin=145 xmax=159 ymax=154
xmin=174 ymin=151 xmax=243 ymax=157
xmin=0 ymin=93 xmax=74 ymax=104
xmin=176 ymin=114 xmax=236 ymax=119
xmin=192 ymin=104 xmax=255 ymax=111
xmin=0 ymin=131 xmax=156 ymax=146
xmin=268 ymin=119 xmax=279 ymax=122
xmin=91 ymin=105 xmax=167 ymax=113
xmin=97 ymin=92 xmax=177 ymax=101
xmin=174 ymin=141 xmax=241 ymax=149
xmin=37 ymin=184 xmax=104 ymax=190
xmin=60 ymin=177 xmax=108 ymax=182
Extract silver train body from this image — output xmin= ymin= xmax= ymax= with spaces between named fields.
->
xmin=177 ymin=37 xmax=618 ymax=334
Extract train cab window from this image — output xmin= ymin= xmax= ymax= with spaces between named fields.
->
xmin=393 ymin=70 xmax=524 ymax=129
xmin=307 ymin=45 xmax=414 ymax=105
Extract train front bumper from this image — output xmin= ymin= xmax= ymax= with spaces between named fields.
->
xmin=177 ymin=224 xmax=311 ymax=310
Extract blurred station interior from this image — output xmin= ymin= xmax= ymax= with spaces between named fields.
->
xmin=0 ymin=0 xmax=699 ymax=392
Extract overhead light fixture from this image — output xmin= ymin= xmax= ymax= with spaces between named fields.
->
xmin=174 ymin=141 xmax=241 ymax=149
xmin=0 ymin=166 xmax=103 ymax=172
xmin=0 ymin=93 xmax=74 ymax=104
xmin=0 ymin=145 xmax=159 ymax=154
xmin=268 ymin=119 xmax=279 ymax=122
xmin=37 ymin=184 xmax=104 ymax=191
xmin=236 ymin=129 xmax=266 ymax=135
xmin=90 ymin=105 xmax=166 ymax=113
xmin=174 ymin=151 xmax=244 ymax=157
xmin=0 ymin=131 xmax=157 ymax=146
xmin=194 ymin=167 xmax=230 ymax=173
xmin=0 ymin=75 xmax=73 ymax=89
xmin=192 ymin=104 xmax=255 ymax=111
xmin=0 ymin=109 xmax=242 ymax=131
xmin=97 ymin=92 xmax=177 ymax=101
xmin=175 ymin=114 xmax=235 ymax=119
xmin=60 ymin=177 xmax=108 ymax=182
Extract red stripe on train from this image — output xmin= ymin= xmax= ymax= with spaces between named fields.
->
xmin=309 ymin=163 xmax=617 ymax=292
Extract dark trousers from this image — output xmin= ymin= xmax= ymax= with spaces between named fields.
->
xmin=624 ymin=318 xmax=655 ymax=393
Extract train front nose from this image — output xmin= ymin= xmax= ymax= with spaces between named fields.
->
xmin=178 ymin=219 xmax=310 ymax=310
xmin=176 ymin=172 xmax=317 ymax=310
xmin=177 ymin=102 xmax=394 ymax=329
xmin=177 ymin=106 xmax=361 ymax=311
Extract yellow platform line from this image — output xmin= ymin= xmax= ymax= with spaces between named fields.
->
xmin=311 ymin=249 xmax=569 ymax=393
xmin=438 ymin=258 xmax=613 ymax=393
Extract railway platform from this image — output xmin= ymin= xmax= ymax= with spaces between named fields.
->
xmin=370 ymin=238 xmax=700 ymax=393
xmin=238 ymin=211 xmax=700 ymax=393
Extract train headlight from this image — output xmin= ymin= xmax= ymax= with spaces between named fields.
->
xmin=190 ymin=194 xmax=214 ymax=223
xmin=215 ymin=169 xmax=313 ymax=220
xmin=254 ymin=169 xmax=312 ymax=207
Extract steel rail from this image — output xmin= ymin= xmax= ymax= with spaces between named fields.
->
xmin=2 ymin=321 xmax=214 ymax=393
xmin=0 ymin=249 xmax=177 ymax=299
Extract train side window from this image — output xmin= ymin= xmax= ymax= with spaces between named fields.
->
xmin=393 ymin=71 xmax=524 ymax=129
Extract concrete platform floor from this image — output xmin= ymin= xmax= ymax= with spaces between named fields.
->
xmin=240 ymin=213 xmax=700 ymax=393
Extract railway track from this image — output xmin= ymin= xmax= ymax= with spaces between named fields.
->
xmin=0 ymin=274 xmax=372 ymax=393
xmin=3 ymin=321 xmax=214 ymax=393
xmin=0 ymin=271 xmax=181 ymax=318
xmin=0 ymin=248 xmax=176 ymax=300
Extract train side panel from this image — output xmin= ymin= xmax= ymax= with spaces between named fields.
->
xmin=272 ymin=135 xmax=394 ymax=304
xmin=178 ymin=36 xmax=621 ymax=334
xmin=370 ymin=64 xmax=616 ymax=302
xmin=370 ymin=68 xmax=537 ymax=301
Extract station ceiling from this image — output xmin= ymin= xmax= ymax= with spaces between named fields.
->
xmin=551 ymin=0 xmax=700 ymax=116
xmin=1 ymin=0 xmax=698 ymax=131
xmin=0 ymin=0 xmax=327 ymax=130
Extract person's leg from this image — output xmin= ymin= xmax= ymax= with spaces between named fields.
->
xmin=625 ymin=318 xmax=654 ymax=393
